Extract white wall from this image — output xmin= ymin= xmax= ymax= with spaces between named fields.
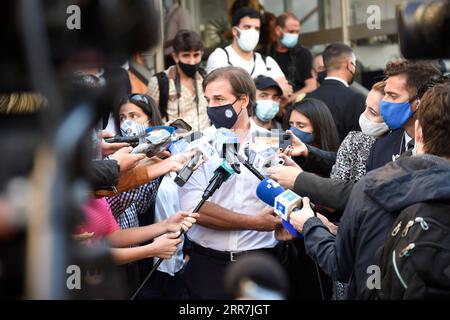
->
xmin=353 ymin=44 xmax=401 ymax=70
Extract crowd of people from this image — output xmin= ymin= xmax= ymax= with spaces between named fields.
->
xmin=1 ymin=3 xmax=450 ymax=301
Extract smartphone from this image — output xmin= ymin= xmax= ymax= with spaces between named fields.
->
xmin=279 ymin=133 xmax=292 ymax=151
xmin=169 ymin=119 xmax=192 ymax=132
xmin=252 ymin=131 xmax=292 ymax=151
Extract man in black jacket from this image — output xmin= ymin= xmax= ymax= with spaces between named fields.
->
xmin=288 ymin=80 xmax=450 ymax=299
xmin=306 ymin=43 xmax=365 ymax=142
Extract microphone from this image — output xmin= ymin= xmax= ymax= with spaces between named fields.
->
xmin=256 ymin=178 xmax=316 ymax=237
xmin=131 ymin=126 xmax=175 ymax=157
xmin=169 ymin=131 xmax=203 ymax=155
xmin=233 ymin=151 xmax=265 ymax=181
xmin=105 ymin=123 xmax=160 ymax=147
xmin=246 ymin=144 xmax=284 ymax=177
xmin=104 ymin=135 xmax=140 ymax=146
xmin=174 ymin=129 xmax=241 ymax=187
xmin=201 ymin=158 xmax=236 ymax=203
xmin=174 ymin=150 xmax=202 ymax=187
xmin=214 ymin=128 xmax=241 ymax=173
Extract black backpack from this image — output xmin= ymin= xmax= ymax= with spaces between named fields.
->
xmin=154 ymin=67 xmax=206 ymax=121
xmin=367 ymin=202 xmax=450 ymax=299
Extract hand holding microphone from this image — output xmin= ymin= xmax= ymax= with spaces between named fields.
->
xmin=256 ymin=178 xmax=316 ymax=237
xmin=288 ymin=197 xmax=315 ymax=234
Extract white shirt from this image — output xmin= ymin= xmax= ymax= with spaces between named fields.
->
xmin=178 ymin=120 xmax=278 ymax=252
xmin=206 ymin=45 xmax=285 ymax=80
xmin=154 ymin=173 xmax=185 ymax=276
xmin=324 ymin=76 xmax=349 ymax=87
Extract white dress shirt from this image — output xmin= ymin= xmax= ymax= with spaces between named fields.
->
xmin=178 ymin=120 xmax=278 ymax=252
xmin=206 ymin=45 xmax=285 ymax=80
xmin=324 ymin=76 xmax=349 ymax=87
xmin=154 ymin=173 xmax=185 ymax=276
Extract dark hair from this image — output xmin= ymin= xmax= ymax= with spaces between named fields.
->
xmin=115 ymin=93 xmax=163 ymax=133
xmin=418 ymin=80 xmax=450 ymax=158
xmin=203 ymin=66 xmax=256 ymax=115
xmin=224 ymin=252 xmax=288 ymax=299
xmin=232 ymin=7 xmax=260 ymax=27
xmin=323 ymin=43 xmax=354 ymax=71
xmin=385 ymin=60 xmax=442 ymax=99
xmin=173 ymin=29 xmax=204 ymax=53
xmin=276 ymin=12 xmax=299 ymax=28
xmin=283 ymin=98 xmax=340 ymax=152
xmin=71 ymin=73 xmax=104 ymax=89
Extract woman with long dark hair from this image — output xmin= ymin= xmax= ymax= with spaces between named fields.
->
xmin=284 ymin=98 xmax=340 ymax=152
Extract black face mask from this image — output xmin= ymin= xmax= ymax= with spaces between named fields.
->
xmin=207 ymin=97 xmax=241 ymax=129
xmin=317 ymin=70 xmax=326 ymax=84
xmin=178 ymin=61 xmax=200 ymax=78
xmin=347 ymin=63 xmax=356 ymax=85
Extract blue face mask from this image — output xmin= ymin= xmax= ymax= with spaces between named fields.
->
xmin=281 ymin=33 xmax=299 ymax=48
xmin=289 ymin=126 xmax=314 ymax=145
xmin=380 ymin=99 xmax=413 ymax=130
xmin=255 ymin=100 xmax=280 ymax=122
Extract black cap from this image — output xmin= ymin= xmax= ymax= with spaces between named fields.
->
xmin=254 ymin=75 xmax=283 ymax=96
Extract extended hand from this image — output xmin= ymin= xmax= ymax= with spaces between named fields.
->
xmin=289 ymin=197 xmax=315 ymax=233
xmin=266 ymin=165 xmax=303 ymax=190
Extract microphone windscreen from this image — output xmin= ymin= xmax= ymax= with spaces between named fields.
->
xmin=256 ymin=178 xmax=285 ymax=207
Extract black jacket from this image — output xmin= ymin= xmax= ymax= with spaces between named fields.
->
xmin=294 ymin=145 xmax=337 ymax=177
xmin=366 ymin=129 xmax=405 ymax=172
xmin=89 ymin=160 xmax=120 ymax=190
xmin=306 ymin=79 xmax=366 ymax=142
xmin=302 ymin=154 xmax=450 ymax=299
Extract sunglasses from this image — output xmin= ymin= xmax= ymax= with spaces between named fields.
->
xmin=129 ymin=93 xmax=150 ymax=106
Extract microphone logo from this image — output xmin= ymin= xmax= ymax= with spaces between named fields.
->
xmin=265 ymin=179 xmax=281 ymax=189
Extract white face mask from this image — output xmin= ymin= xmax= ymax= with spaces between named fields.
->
xmin=236 ymin=28 xmax=260 ymax=52
xmin=120 ymin=120 xmax=149 ymax=137
xmin=359 ymin=113 xmax=389 ymax=137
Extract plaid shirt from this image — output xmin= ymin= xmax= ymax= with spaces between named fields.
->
xmin=106 ymin=178 xmax=161 ymax=229
xmin=147 ymin=66 xmax=210 ymax=132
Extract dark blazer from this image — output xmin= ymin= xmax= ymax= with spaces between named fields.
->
xmin=366 ymin=129 xmax=405 ymax=172
xmin=306 ymin=79 xmax=366 ymax=142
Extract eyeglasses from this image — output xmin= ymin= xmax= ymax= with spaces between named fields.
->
xmin=129 ymin=93 xmax=150 ymax=106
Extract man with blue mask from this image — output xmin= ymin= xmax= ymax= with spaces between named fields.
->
xmin=179 ymin=66 xmax=282 ymax=299
xmin=367 ymin=60 xmax=441 ymax=170
xmin=259 ymin=12 xmax=316 ymax=104
xmin=251 ymin=75 xmax=283 ymax=130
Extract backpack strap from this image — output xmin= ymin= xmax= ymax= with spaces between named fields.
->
xmin=222 ymin=47 xmax=231 ymax=66
xmin=129 ymin=58 xmax=152 ymax=86
xmin=154 ymin=72 xmax=170 ymax=121
xmin=259 ymin=53 xmax=272 ymax=72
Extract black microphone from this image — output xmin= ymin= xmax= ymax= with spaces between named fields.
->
xmin=198 ymin=159 xmax=237 ymax=209
xmin=174 ymin=150 xmax=202 ymax=187
xmin=104 ymin=135 xmax=140 ymax=146
xmin=233 ymin=151 xmax=265 ymax=181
